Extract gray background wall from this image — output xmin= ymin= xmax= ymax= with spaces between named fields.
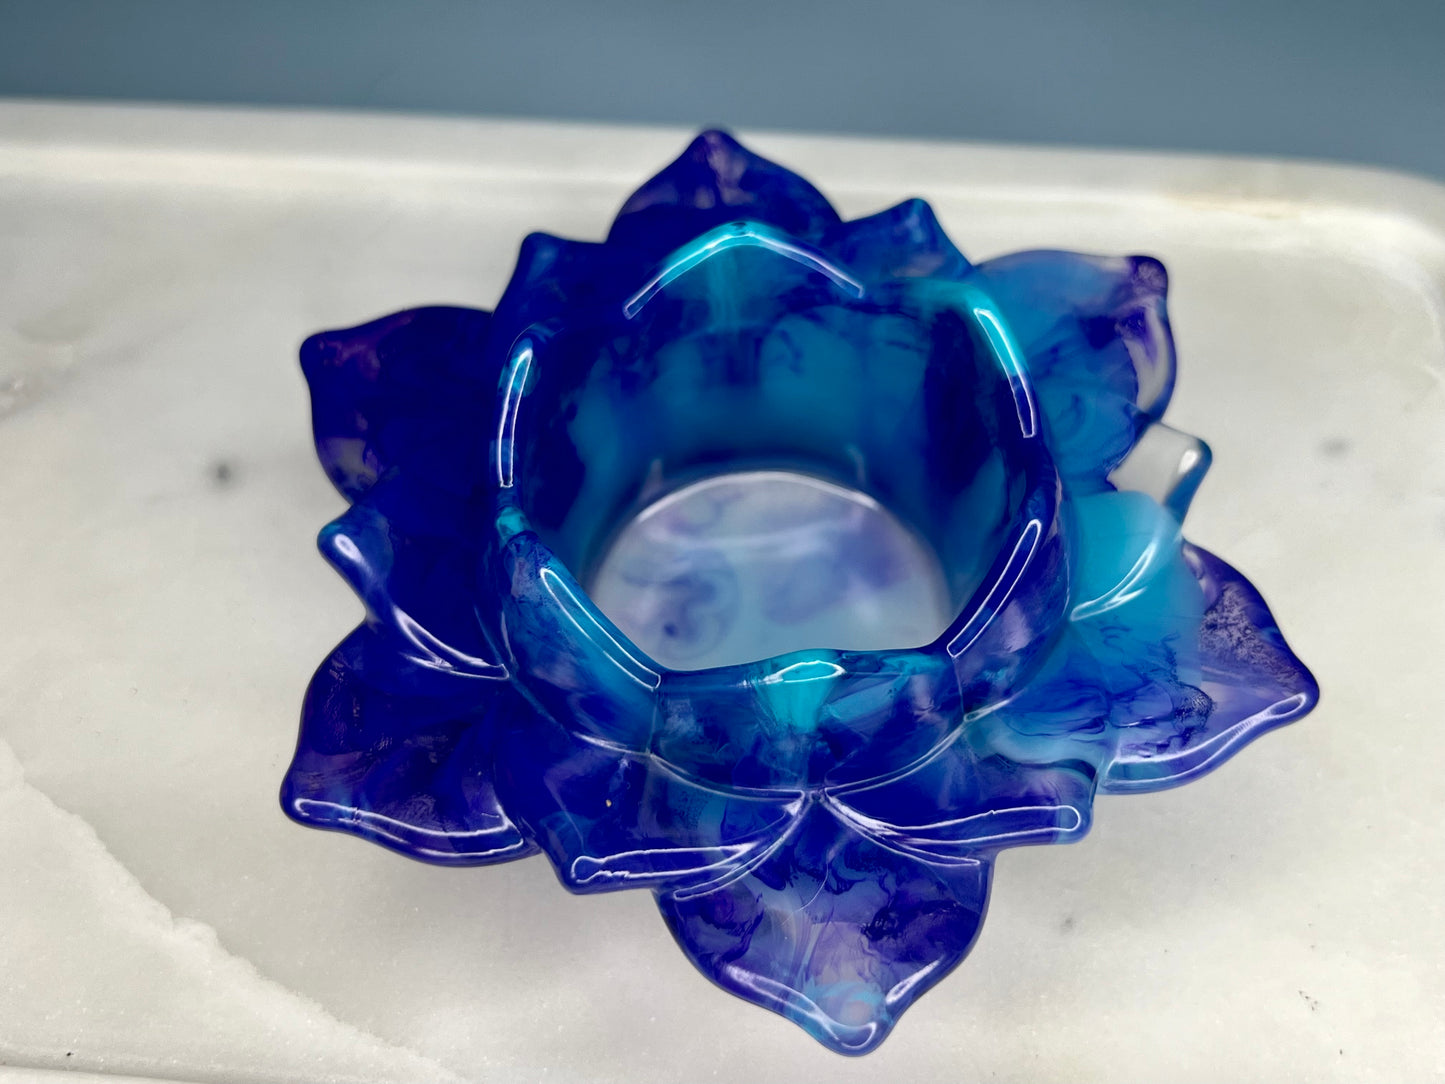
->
xmin=1 ymin=0 xmax=1442 ymax=179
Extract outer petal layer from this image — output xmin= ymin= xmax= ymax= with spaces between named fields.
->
xmin=492 ymin=713 xmax=800 ymax=894
xmin=1101 ymin=542 xmax=1319 ymax=791
xmin=658 ymin=804 xmax=990 ymax=1055
xmin=318 ymin=476 xmax=501 ymax=677
xmin=833 ymin=722 xmax=1100 ymax=861
xmin=281 ymin=626 xmax=535 ymax=865
xmin=301 ymin=306 xmax=494 ymax=501
xmin=823 ymin=199 xmax=970 ymax=283
xmin=1026 ymin=489 xmax=1316 ymax=792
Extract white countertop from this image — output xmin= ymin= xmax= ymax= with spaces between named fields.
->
xmin=1 ymin=100 xmax=1442 ymax=1083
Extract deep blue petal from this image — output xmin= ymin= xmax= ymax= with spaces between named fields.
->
xmin=607 ymin=130 xmax=842 ymax=260
xmin=491 ymin=712 xmax=799 ymax=894
xmin=319 ymin=474 xmax=500 ymax=676
xmin=301 ymin=306 xmax=494 ymax=501
xmin=1100 ymin=542 xmax=1319 ymax=791
xmin=832 ymin=716 xmax=1100 ymax=861
xmin=1026 ymin=489 xmax=1315 ymax=792
xmin=823 ymin=198 xmax=970 ymax=283
xmin=280 ymin=625 xmax=535 ymax=865
xmin=658 ymin=805 xmax=990 ymax=1055
xmin=966 ymin=250 xmax=1174 ymax=486
xmin=484 ymin=232 xmax=644 ymax=364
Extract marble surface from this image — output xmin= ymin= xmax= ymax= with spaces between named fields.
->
xmin=1 ymin=101 xmax=1443 ymax=1083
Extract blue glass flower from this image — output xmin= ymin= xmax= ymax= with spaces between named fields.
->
xmin=281 ymin=131 xmax=1318 ymax=1054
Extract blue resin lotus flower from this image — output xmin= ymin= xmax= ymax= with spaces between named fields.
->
xmin=281 ymin=131 xmax=1318 ymax=1055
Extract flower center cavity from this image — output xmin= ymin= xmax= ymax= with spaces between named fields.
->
xmin=500 ymin=233 xmax=1043 ymax=674
xmin=588 ymin=470 xmax=953 ymax=670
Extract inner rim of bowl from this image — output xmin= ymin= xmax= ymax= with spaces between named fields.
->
xmin=495 ymin=225 xmax=1049 ymax=672
xmin=586 ymin=468 xmax=957 ymax=670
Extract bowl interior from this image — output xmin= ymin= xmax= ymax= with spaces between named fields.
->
xmin=508 ymin=230 xmax=1034 ymax=667
xmin=587 ymin=469 xmax=955 ymax=669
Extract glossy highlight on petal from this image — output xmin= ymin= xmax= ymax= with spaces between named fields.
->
xmin=1101 ymin=542 xmax=1319 ymax=791
xmin=492 ymin=713 xmax=801 ymax=895
xmin=318 ymin=479 xmax=501 ymax=677
xmin=659 ymin=804 xmax=990 ymax=1055
xmin=282 ymin=129 xmax=1317 ymax=1056
xmin=282 ymin=627 xmax=533 ymax=865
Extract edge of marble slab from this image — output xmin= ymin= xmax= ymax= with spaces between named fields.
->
xmin=0 ymin=1070 xmax=200 ymax=1084
xmin=2 ymin=96 xmax=1444 ymax=1084
xmin=0 ymin=97 xmax=1443 ymax=262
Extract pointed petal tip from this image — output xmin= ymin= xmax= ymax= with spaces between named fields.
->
xmin=298 ymin=316 xmax=387 ymax=375
xmin=1100 ymin=542 xmax=1319 ymax=793
xmin=608 ymin=128 xmax=841 ymax=256
xmin=671 ymin=129 xmax=752 ymax=175
xmin=299 ymin=305 xmax=490 ymax=373
xmin=888 ymin=196 xmax=946 ymax=233
xmin=691 ymin=127 xmax=741 ymax=150
xmin=284 ymin=624 xmax=538 ymax=865
xmin=297 ymin=327 xmax=334 ymax=373
xmin=512 ymin=230 xmax=598 ymax=282
xmin=827 ymin=197 xmax=969 ymax=281
xmin=710 ymin=965 xmax=899 ymax=1055
xmin=298 ymin=305 xmax=494 ymax=501
xmin=1130 ymin=254 xmax=1169 ymax=296
xmin=698 ymin=951 xmax=965 ymax=1055
xmin=657 ymin=808 xmax=990 ymax=1055
xmin=1107 ymin=422 xmax=1213 ymax=520
xmin=1101 ymin=684 xmax=1315 ymax=794
xmin=316 ymin=510 xmax=379 ymax=590
xmin=967 ymin=247 xmax=1178 ymax=479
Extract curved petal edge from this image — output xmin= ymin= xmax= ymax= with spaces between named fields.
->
xmin=281 ymin=626 xmax=536 ymax=866
xmin=658 ymin=805 xmax=991 ymax=1055
xmin=1102 ymin=543 xmax=1318 ymax=792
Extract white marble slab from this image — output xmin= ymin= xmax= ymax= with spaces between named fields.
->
xmin=1 ymin=101 xmax=1443 ymax=1083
